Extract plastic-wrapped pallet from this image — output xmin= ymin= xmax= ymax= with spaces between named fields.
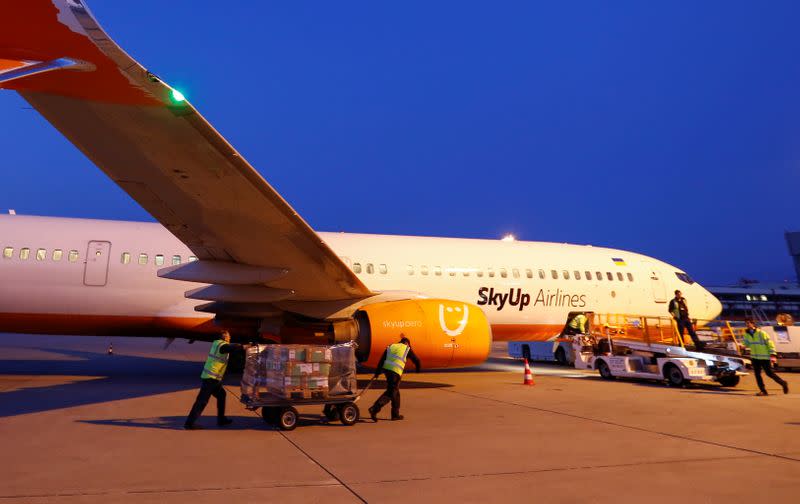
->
xmin=240 ymin=342 xmax=357 ymax=403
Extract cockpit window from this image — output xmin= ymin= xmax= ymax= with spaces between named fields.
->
xmin=675 ymin=272 xmax=695 ymax=285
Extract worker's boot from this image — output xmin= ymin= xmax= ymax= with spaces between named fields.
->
xmin=184 ymin=423 xmax=203 ymax=430
xmin=218 ymin=417 xmax=233 ymax=426
xmin=391 ymin=415 xmax=404 ymax=421
xmin=783 ymin=383 xmax=789 ymax=395
xmin=368 ymin=406 xmax=378 ymax=422
xmin=756 ymin=391 xmax=769 ymax=396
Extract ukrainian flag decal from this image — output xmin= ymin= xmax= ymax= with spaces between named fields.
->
xmin=612 ymin=257 xmax=626 ymax=266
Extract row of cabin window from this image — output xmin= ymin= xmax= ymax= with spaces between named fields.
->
xmin=351 ymin=261 xmax=634 ymax=283
xmin=120 ymin=252 xmax=197 ymax=266
xmin=3 ymin=247 xmax=79 ymax=262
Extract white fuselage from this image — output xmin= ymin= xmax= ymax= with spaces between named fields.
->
xmin=0 ymin=214 xmax=722 ymax=340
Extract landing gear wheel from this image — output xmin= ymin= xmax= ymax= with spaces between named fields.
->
xmin=278 ymin=407 xmax=299 ymax=431
xmin=597 ymin=360 xmax=614 ymax=380
xmin=323 ymin=404 xmax=339 ymax=421
xmin=555 ymin=347 xmax=568 ymax=366
xmin=261 ymin=407 xmax=279 ymax=424
xmin=718 ymin=375 xmax=740 ymax=387
xmin=664 ymin=364 xmax=685 ymax=387
xmin=338 ymin=402 xmax=360 ymax=426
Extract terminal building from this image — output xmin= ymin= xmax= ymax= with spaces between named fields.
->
xmin=707 ymin=231 xmax=800 ymax=321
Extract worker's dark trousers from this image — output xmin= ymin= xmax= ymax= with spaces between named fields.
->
xmin=751 ymin=359 xmax=787 ymax=393
xmin=372 ymin=370 xmax=402 ymax=418
xmin=185 ymin=378 xmax=226 ymax=426
xmin=677 ymin=318 xmax=702 ymax=348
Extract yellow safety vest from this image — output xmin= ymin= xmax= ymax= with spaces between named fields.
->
xmin=383 ymin=343 xmax=410 ymax=376
xmin=569 ymin=314 xmax=587 ymax=333
xmin=742 ymin=329 xmax=776 ymax=361
xmin=201 ymin=339 xmax=229 ymax=380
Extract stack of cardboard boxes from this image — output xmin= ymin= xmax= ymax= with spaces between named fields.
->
xmin=241 ymin=343 xmax=356 ymax=402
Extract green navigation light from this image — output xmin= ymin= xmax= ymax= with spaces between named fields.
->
xmin=171 ymin=89 xmax=186 ymax=102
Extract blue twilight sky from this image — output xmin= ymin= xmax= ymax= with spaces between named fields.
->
xmin=2 ymin=1 xmax=799 ymax=285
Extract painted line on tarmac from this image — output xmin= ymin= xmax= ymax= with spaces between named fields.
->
xmin=225 ymin=385 xmax=369 ymax=504
xmin=439 ymin=388 xmax=800 ymax=464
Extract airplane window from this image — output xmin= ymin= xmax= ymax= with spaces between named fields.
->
xmin=421 ymin=265 xmax=428 ymax=276
xmin=188 ymin=256 xmax=198 ymax=262
xmin=121 ymin=252 xmax=131 ymax=264
xmin=596 ymin=271 xmax=602 ymax=281
xmin=36 ymin=248 xmax=46 ymax=261
xmin=138 ymin=253 xmax=148 ymax=265
xmin=172 ymin=255 xmax=181 ymax=266
xmin=477 ymin=269 xmax=484 ymax=278
xmin=52 ymin=249 xmax=63 ymax=261
xmin=674 ymin=272 xmax=695 ymax=285
xmin=155 ymin=254 xmax=165 ymax=266
xmin=574 ymin=271 xmax=581 ymax=280
xmin=526 ymin=269 xmax=533 ymax=279
xmin=500 ymin=268 xmax=507 ymax=278
xmin=585 ymin=271 xmax=592 ymax=280
xmin=463 ymin=269 xmax=470 ymax=277
xmin=617 ymin=272 xmax=624 ymax=281
xmin=68 ymin=250 xmax=79 ymax=262
xmin=434 ymin=266 xmax=442 ymax=276
xmin=379 ymin=264 xmax=387 ymax=274
xmin=488 ymin=268 xmax=495 ymax=278
xmin=606 ymin=272 xmax=613 ymax=281
xmin=20 ymin=248 xmax=30 ymax=260
xmin=366 ymin=263 xmax=374 ymax=274
xmin=551 ymin=270 xmax=558 ymax=279
xmin=627 ymin=273 xmax=634 ymax=282
xmin=538 ymin=269 xmax=545 ymax=279
xmin=448 ymin=267 xmax=456 ymax=277
xmin=512 ymin=269 xmax=520 ymax=278
xmin=3 ymin=247 xmax=13 ymax=259
xmin=562 ymin=270 xmax=570 ymax=280
xmin=353 ymin=262 xmax=362 ymax=274
xmin=407 ymin=264 xmax=414 ymax=275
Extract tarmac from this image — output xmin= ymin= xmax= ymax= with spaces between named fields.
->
xmin=1 ymin=335 xmax=799 ymax=503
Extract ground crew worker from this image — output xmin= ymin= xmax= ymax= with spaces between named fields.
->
xmin=741 ymin=319 xmax=788 ymax=396
xmin=184 ymin=330 xmax=243 ymax=430
xmin=565 ymin=313 xmax=588 ymax=335
xmin=668 ymin=290 xmax=703 ymax=350
xmin=368 ymin=335 xmax=421 ymax=422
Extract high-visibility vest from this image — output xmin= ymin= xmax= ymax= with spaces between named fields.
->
xmin=382 ymin=343 xmax=410 ymax=376
xmin=742 ymin=329 xmax=776 ymax=361
xmin=568 ymin=314 xmax=587 ymax=332
xmin=201 ymin=339 xmax=229 ymax=380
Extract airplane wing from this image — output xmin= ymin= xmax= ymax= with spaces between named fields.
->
xmin=0 ymin=1 xmax=372 ymax=306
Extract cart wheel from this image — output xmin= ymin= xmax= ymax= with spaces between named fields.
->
xmin=597 ymin=360 xmax=614 ymax=380
xmin=718 ymin=375 xmax=740 ymax=387
xmin=278 ymin=407 xmax=299 ymax=431
xmin=664 ymin=363 xmax=685 ymax=387
xmin=323 ymin=404 xmax=339 ymax=421
xmin=555 ymin=347 xmax=568 ymax=366
xmin=261 ymin=407 xmax=279 ymax=424
xmin=338 ymin=402 xmax=359 ymax=426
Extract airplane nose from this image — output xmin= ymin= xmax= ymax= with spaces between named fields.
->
xmin=705 ymin=290 xmax=723 ymax=321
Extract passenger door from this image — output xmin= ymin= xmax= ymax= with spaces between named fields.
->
xmin=647 ymin=264 xmax=667 ymax=303
xmin=83 ymin=241 xmax=112 ymax=286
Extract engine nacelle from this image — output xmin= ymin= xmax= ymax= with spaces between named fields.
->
xmin=354 ymin=299 xmax=492 ymax=369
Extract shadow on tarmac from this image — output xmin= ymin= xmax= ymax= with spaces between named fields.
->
xmin=0 ymin=347 xmax=209 ymax=418
xmin=80 ymin=412 xmax=381 ymax=431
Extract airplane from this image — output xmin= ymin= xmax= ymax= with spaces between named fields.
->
xmin=0 ymin=1 xmax=722 ymax=369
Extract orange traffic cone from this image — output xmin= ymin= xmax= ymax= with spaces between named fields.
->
xmin=523 ymin=358 xmax=535 ymax=386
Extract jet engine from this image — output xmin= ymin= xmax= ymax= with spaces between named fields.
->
xmin=350 ymin=299 xmax=492 ymax=369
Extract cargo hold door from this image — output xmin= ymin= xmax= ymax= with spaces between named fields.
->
xmin=84 ymin=241 xmax=111 ymax=286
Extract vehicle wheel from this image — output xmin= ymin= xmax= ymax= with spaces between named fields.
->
xmin=718 ymin=375 xmax=740 ymax=387
xmin=555 ymin=347 xmax=568 ymax=366
xmin=261 ymin=407 xmax=279 ymax=424
xmin=664 ymin=364 xmax=685 ymax=387
xmin=323 ymin=404 xmax=339 ymax=421
xmin=522 ymin=345 xmax=531 ymax=361
xmin=278 ymin=407 xmax=299 ymax=431
xmin=597 ymin=359 xmax=614 ymax=380
xmin=338 ymin=402 xmax=360 ymax=426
